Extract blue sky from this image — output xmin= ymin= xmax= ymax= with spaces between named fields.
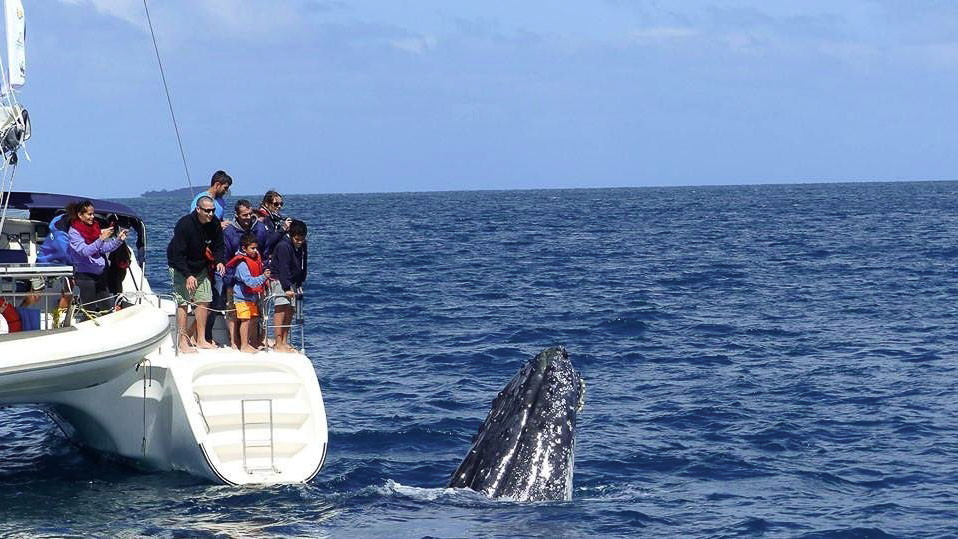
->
xmin=8 ymin=1 xmax=958 ymax=197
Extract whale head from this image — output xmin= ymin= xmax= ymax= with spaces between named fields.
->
xmin=448 ymin=346 xmax=585 ymax=502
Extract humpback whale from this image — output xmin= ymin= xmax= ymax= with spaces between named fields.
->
xmin=448 ymin=346 xmax=585 ymax=502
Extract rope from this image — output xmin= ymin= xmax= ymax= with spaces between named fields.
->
xmin=176 ymin=297 xmax=236 ymax=316
xmin=142 ymin=0 xmax=194 ymax=197
xmin=136 ymin=358 xmax=152 ymax=455
xmin=75 ymin=293 xmax=125 ymax=325
xmin=76 ymin=304 xmax=103 ymax=326
xmin=0 ymin=161 xmax=15 ymax=237
xmin=142 ymin=360 xmax=147 ymax=454
xmin=76 ymin=291 xmax=305 ymax=348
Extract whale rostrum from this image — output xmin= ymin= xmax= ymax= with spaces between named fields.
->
xmin=448 ymin=346 xmax=585 ymax=501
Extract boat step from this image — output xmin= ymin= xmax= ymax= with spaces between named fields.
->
xmin=244 ymin=440 xmax=272 ymax=448
xmin=206 ymin=428 xmax=307 ymax=446
xmin=197 ymin=397 xmax=307 ymax=417
xmin=209 ymin=441 xmax=307 ymax=461
xmin=193 ymin=382 xmax=301 ymax=399
xmin=204 ymin=412 xmax=309 ymax=431
xmin=193 ymin=371 xmax=300 ymax=387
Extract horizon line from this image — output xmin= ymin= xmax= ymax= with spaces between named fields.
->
xmin=124 ymin=177 xmax=958 ymax=199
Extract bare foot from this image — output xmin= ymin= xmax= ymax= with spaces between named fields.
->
xmin=240 ymin=345 xmax=258 ymax=354
xmin=274 ymin=344 xmax=298 ymax=354
xmin=178 ymin=337 xmax=197 ymax=354
xmin=230 ymin=343 xmax=240 ymax=350
xmin=196 ymin=340 xmax=217 ymax=350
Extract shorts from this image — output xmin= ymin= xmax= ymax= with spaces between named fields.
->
xmin=268 ymin=280 xmax=297 ymax=307
xmin=234 ymin=300 xmax=259 ymax=320
xmin=170 ymin=268 xmax=212 ymax=306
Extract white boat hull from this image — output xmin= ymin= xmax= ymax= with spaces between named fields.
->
xmin=0 ymin=305 xmax=329 ymax=485
xmin=0 ymin=304 xmax=170 ymax=399
xmin=0 ymin=203 xmax=328 ymax=485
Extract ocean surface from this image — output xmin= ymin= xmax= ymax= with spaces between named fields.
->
xmin=1 ymin=182 xmax=957 ymax=537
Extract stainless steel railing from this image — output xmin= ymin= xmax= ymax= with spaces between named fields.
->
xmin=0 ymin=264 xmax=75 ymax=331
xmin=259 ymin=292 xmax=305 ymax=352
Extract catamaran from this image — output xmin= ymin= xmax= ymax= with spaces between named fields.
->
xmin=0 ymin=1 xmax=328 ymax=485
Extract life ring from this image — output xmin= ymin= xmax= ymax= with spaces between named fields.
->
xmin=0 ymin=300 xmax=21 ymax=333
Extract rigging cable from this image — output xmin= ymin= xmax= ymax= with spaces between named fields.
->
xmin=0 ymin=161 xmax=16 ymax=237
xmin=0 ymin=45 xmax=14 ymax=235
xmin=142 ymin=0 xmax=194 ymax=196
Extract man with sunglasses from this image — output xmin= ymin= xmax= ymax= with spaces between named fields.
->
xmin=167 ymin=195 xmax=226 ymax=353
xmin=190 ymin=170 xmax=233 ymax=229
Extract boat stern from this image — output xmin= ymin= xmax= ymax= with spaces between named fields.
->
xmin=167 ymin=349 xmax=329 ymax=485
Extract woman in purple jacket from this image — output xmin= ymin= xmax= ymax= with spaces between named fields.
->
xmin=67 ymin=200 xmax=127 ymax=316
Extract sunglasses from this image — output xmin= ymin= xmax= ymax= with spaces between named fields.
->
xmin=198 ymin=207 xmax=215 ymax=214
xmin=272 ymin=201 xmax=284 ymax=208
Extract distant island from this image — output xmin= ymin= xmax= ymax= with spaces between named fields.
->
xmin=141 ymin=187 xmax=197 ymax=198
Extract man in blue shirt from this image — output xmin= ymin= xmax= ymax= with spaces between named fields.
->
xmin=189 ymin=170 xmax=233 ymax=227
xmin=188 ymin=170 xmax=233 ymax=338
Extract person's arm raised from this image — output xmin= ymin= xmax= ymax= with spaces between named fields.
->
xmin=68 ymin=227 xmax=103 ymax=257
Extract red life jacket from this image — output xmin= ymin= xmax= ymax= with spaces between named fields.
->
xmin=0 ymin=300 xmax=22 ymax=333
xmin=226 ymin=252 xmax=265 ymax=295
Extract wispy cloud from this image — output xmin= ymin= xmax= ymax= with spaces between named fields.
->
xmin=390 ymin=36 xmax=436 ymax=55
xmin=195 ymin=0 xmax=303 ymax=34
xmin=56 ymin=1 xmax=958 ymax=70
xmin=57 ymin=0 xmax=316 ymax=37
xmin=630 ymin=26 xmax=697 ymax=43
xmin=59 ymin=0 xmax=143 ymax=27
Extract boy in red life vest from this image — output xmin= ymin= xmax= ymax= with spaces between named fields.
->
xmin=225 ymin=233 xmax=270 ymax=353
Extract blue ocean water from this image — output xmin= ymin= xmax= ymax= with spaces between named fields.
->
xmin=1 ymin=182 xmax=957 ymax=537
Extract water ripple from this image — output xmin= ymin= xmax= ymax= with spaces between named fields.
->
xmin=2 ymin=184 xmax=957 ymax=536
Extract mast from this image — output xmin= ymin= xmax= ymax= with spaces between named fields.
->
xmin=2 ymin=0 xmax=24 ymax=94
xmin=0 ymin=0 xmax=29 ymax=237
xmin=0 ymin=0 xmax=29 ymax=160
